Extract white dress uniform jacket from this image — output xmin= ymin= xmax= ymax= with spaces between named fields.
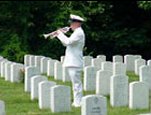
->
xmin=57 ymin=27 xmax=85 ymax=68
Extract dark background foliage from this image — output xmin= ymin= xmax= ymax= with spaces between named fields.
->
xmin=0 ymin=1 xmax=151 ymax=62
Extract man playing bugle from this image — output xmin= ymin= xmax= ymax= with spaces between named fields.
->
xmin=56 ymin=14 xmax=85 ymax=107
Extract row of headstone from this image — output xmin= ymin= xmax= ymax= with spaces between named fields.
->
xmin=24 ymin=68 xmax=71 ymax=113
xmin=0 ymin=57 xmax=24 ymax=83
xmin=91 ymin=60 xmax=150 ymax=110
xmin=24 ymin=55 xmax=70 ymax=82
xmin=1 ymin=54 xmax=150 ymax=114
xmin=83 ymin=54 xmax=145 ymax=72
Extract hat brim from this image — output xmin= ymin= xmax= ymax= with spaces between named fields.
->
xmin=68 ymin=19 xmax=83 ymax=23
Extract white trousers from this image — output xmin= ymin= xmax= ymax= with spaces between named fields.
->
xmin=67 ymin=67 xmax=83 ymax=105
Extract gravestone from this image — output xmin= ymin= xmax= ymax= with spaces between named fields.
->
xmin=84 ymin=66 xmax=97 ymax=91
xmin=0 ymin=59 xmax=5 ymax=76
xmin=0 ymin=100 xmax=5 ymax=115
xmin=5 ymin=61 xmax=12 ymax=81
xmin=135 ymin=59 xmax=146 ymax=75
xmin=102 ymin=61 xmax=113 ymax=73
xmin=35 ymin=56 xmax=44 ymax=71
xmin=54 ymin=61 xmax=62 ymax=80
xmin=31 ymin=75 xmax=48 ymax=100
xmin=134 ymin=55 xmax=142 ymax=59
xmin=24 ymin=66 xmax=40 ymax=92
xmin=91 ymin=58 xmax=104 ymax=71
xmin=51 ymin=85 xmax=71 ymax=113
xmin=96 ymin=70 xmax=112 ymax=95
xmin=83 ymin=56 xmax=93 ymax=68
xmin=110 ymin=75 xmax=129 ymax=107
xmin=129 ymin=81 xmax=149 ymax=109
xmin=0 ymin=59 xmax=8 ymax=78
xmin=147 ymin=60 xmax=151 ymax=66
xmin=113 ymin=55 xmax=123 ymax=63
xmin=60 ymin=56 xmax=65 ymax=63
xmin=29 ymin=55 xmax=36 ymax=66
xmin=24 ymin=54 xmax=31 ymax=67
xmin=62 ymin=67 xmax=70 ymax=82
xmin=40 ymin=57 xmax=51 ymax=74
xmin=124 ymin=55 xmax=134 ymax=71
xmin=0 ymin=56 xmax=3 ymax=60
xmin=113 ymin=62 xmax=126 ymax=75
xmin=96 ymin=55 xmax=106 ymax=61
xmin=138 ymin=113 xmax=151 ymax=115
xmin=3 ymin=61 xmax=10 ymax=78
xmin=38 ymin=81 xmax=56 ymax=109
xmin=81 ymin=95 xmax=107 ymax=115
xmin=139 ymin=65 xmax=151 ymax=90
xmin=47 ymin=59 xmax=58 ymax=77
xmin=124 ymin=55 xmax=141 ymax=71
xmin=10 ymin=63 xmax=24 ymax=83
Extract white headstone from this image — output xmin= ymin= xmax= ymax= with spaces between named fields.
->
xmin=102 ymin=61 xmax=113 ymax=72
xmin=60 ymin=56 xmax=65 ymax=63
xmin=138 ymin=113 xmax=151 ymax=115
xmin=35 ymin=56 xmax=44 ymax=71
xmin=0 ymin=60 xmax=8 ymax=78
xmin=40 ymin=57 xmax=51 ymax=74
xmin=147 ymin=60 xmax=151 ymax=66
xmin=31 ymin=75 xmax=47 ymax=100
xmin=124 ymin=55 xmax=135 ymax=71
xmin=113 ymin=62 xmax=126 ymax=75
xmin=135 ymin=59 xmax=146 ymax=75
xmin=110 ymin=75 xmax=129 ymax=107
xmin=0 ymin=59 xmax=5 ymax=76
xmin=113 ymin=55 xmax=123 ymax=63
xmin=83 ymin=56 xmax=93 ymax=67
xmin=38 ymin=81 xmax=56 ymax=109
xmin=96 ymin=55 xmax=106 ymax=61
xmin=10 ymin=63 xmax=24 ymax=83
xmin=84 ymin=66 xmax=97 ymax=91
xmin=47 ymin=59 xmax=58 ymax=77
xmin=96 ymin=70 xmax=112 ymax=95
xmin=5 ymin=61 xmax=12 ymax=81
xmin=139 ymin=65 xmax=151 ymax=90
xmin=0 ymin=100 xmax=5 ymax=115
xmin=91 ymin=58 xmax=103 ymax=71
xmin=134 ymin=55 xmax=142 ymax=59
xmin=24 ymin=54 xmax=31 ymax=66
xmin=29 ymin=55 xmax=36 ymax=66
xmin=51 ymin=85 xmax=71 ymax=113
xmin=62 ymin=67 xmax=70 ymax=82
xmin=81 ymin=95 xmax=107 ymax=115
xmin=54 ymin=61 xmax=62 ymax=80
xmin=0 ymin=56 xmax=3 ymax=60
xmin=129 ymin=81 xmax=149 ymax=109
xmin=24 ymin=66 xmax=40 ymax=92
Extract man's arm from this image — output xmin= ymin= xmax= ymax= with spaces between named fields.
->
xmin=57 ymin=30 xmax=81 ymax=46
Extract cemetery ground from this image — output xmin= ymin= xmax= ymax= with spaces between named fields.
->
xmin=0 ymin=72 xmax=150 ymax=115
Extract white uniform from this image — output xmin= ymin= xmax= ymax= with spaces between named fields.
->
xmin=57 ymin=27 xmax=85 ymax=106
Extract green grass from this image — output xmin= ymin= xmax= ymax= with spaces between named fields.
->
xmin=0 ymin=72 xmax=150 ymax=115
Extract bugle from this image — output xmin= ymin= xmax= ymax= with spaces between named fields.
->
xmin=43 ymin=26 xmax=70 ymax=39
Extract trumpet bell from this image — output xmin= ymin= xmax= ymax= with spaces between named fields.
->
xmin=43 ymin=34 xmax=50 ymax=39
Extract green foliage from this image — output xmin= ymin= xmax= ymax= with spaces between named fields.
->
xmin=138 ymin=1 xmax=151 ymax=10
xmin=1 ymin=34 xmax=27 ymax=63
xmin=0 ymin=1 xmax=151 ymax=61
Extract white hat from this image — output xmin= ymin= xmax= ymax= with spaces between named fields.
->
xmin=69 ymin=14 xmax=84 ymax=22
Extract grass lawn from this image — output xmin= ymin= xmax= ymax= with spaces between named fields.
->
xmin=0 ymin=72 xmax=150 ymax=115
